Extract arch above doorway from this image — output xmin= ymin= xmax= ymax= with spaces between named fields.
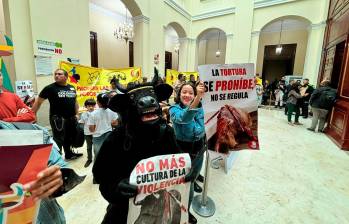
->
xmin=167 ymin=22 xmax=187 ymax=39
xmin=120 ymin=0 xmax=142 ymax=17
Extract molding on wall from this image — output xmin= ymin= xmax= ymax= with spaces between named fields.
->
xmin=251 ymin=31 xmax=261 ymax=37
xmin=164 ymin=0 xmax=191 ymax=20
xmin=310 ymin=21 xmax=326 ymax=30
xmin=179 ymin=37 xmax=196 ymax=42
xmin=254 ymin=0 xmax=296 ymax=9
xmin=260 ymin=25 xmax=310 ymax=34
xmin=192 ymin=7 xmax=236 ymax=21
xmin=133 ymin=15 xmax=150 ymax=24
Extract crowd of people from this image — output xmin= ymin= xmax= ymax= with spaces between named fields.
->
xmin=255 ymin=75 xmax=337 ymax=130
xmin=0 ymin=69 xmax=337 ymax=224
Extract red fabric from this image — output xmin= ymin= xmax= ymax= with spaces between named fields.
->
xmin=0 ymin=91 xmax=36 ymax=122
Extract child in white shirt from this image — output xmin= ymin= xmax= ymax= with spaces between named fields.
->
xmin=79 ymin=99 xmax=96 ymax=168
xmin=88 ymin=93 xmax=119 ymax=165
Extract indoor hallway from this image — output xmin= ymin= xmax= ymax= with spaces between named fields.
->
xmin=59 ymin=108 xmax=349 ymax=224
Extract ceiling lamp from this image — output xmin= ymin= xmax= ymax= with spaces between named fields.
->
xmin=216 ymin=31 xmax=221 ymax=57
xmin=276 ymin=20 xmax=283 ymax=55
xmin=114 ymin=7 xmax=134 ymax=43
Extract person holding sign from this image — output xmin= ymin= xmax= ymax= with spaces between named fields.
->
xmin=169 ymin=81 xmax=206 ymax=224
xmin=0 ymin=72 xmax=36 ymax=123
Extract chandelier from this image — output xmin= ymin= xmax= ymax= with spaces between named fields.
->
xmin=114 ymin=8 xmax=134 ymax=43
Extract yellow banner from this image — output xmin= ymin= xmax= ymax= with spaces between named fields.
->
xmin=165 ymin=69 xmax=199 ymax=86
xmin=60 ymin=61 xmax=142 ymax=109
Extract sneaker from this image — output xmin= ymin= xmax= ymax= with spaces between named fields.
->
xmin=189 ymin=212 xmax=197 ymax=224
xmin=194 ymin=182 xmax=202 ymax=193
xmin=294 ymin=122 xmax=303 ymax=125
xmin=318 ymin=130 xmax=325 ymax=133
xmin=307 ymin=128 xmax=315 ymax=132
xmin=84 ymin=160 xmax=92 ymax=168
xmin=288 ymin=122 xmax=294 ymax=126
xmin=72 ymin=152 xmax=83 ymax=157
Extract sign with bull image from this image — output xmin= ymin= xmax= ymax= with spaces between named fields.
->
xmin=199 ymin=63 xmax=259 ymax=163
xmin=127 ymin=153 xmax=191 ymax=224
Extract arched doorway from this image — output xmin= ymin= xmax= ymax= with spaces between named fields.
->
xmin=164 ymin=22 xmax=187 ymax=73
xmin=89 ymin=0 xmax=143 ymax=68
xmin=196 ymin=28 xmax=227 ymax=67
xmin=256 ymin=16 xmax=311 ymax=83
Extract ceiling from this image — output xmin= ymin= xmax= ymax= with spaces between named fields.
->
xmin=90 ymin=0 xmax=130 ymax=16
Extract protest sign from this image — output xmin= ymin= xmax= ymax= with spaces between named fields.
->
xmin=199 ymin=64 xmax=259 ymax=153
xmin=0 ymin=144 xmax=52 ymax=224
xmin=127 ymin=153 xmax=191 ymax=224
xmin=165 ymin=69 xmax=199 ymax=86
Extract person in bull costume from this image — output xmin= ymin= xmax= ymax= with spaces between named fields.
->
xmin=92 ymin=68 xmax=198 ymax=224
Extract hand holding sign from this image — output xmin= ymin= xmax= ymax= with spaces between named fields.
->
xmin=24 ymin=165 xmax=63 ymax=201
xmin=196 ymin=82 xmax=205 ymax=99
xmin=118 ymin=178 xmax=138 ymax=198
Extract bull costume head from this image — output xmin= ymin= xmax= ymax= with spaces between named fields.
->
xmin=108 ymin=68 xmax=172 ymax=149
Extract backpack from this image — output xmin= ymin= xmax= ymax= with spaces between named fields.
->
xmin=319 ymin=89 xmax=336 ymax=109
xmin=72 ymin=123 xmax=85 ymax=148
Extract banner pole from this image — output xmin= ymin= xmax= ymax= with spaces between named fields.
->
xmin=192 ymin=149 xmax=216 ymax=217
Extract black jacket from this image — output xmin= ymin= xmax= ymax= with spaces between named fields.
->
xmin=310 ymin=86 xmax=337 ymax=110
xmin=92 ymin=122 xmax=181 ymax=224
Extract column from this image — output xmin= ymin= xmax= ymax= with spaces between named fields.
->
xmin=303 ymin=22 xmax=326 ymax=86
xmin=249 ymin=31 xmax=260 ymax=71
xmin=179 ymin=37 xmax=197 ymax=71
xmin=133 ymin=15 xmax=150 ymax=76
xmin=224 ymin=33 xmax=234 ymax=64
xmin=231 ymin=0 xmax=254 ymax=63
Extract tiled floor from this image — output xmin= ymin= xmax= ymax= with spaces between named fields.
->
xmin=58 ymin=108 xmax=349 ymax=224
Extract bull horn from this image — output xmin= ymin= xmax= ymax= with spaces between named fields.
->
xmin=115 ymin=79 xmax=128 ymax=93
xmin=151 ymin=67 xmax=159 ymax=85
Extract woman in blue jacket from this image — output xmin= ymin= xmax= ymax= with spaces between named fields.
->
xmin=169 ymin=81 xmax=205 ymax=224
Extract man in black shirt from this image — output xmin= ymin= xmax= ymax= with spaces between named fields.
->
xmin=32 ymin=69 xmax=82 ymax=160
xmin=300 ymin=78 xmax=314 ymax=118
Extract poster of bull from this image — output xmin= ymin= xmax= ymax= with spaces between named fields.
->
xmin=127 ymin=153 xmax=191 ymax=224
xmin=0 ymin=144 xmax=52 ymax=224
xmin=199 ymin=63 xmax=259 ymax=156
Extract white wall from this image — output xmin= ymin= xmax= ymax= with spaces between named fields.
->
xmin=257 ymin=29 xmax=309 ymax=75
xmin=89 ymin=3 xmax=130 ymax=69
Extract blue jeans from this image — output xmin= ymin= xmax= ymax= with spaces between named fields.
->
xmin=92 ymin=132 xmax=110 ymax=162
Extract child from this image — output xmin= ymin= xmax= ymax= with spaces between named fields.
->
xmin=79 ymin=99 xmax=96 ymax=168
xmin=169 ymin=81 xmax=206 ymax=224
xmin=87 ymin=93 xmax=119 ymax=167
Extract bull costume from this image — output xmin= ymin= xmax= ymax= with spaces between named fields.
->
xmin=93 ymin=69 xmax=197 ymax=223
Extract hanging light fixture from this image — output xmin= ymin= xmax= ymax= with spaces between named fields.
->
xmin=114 ymin=7 xmax=134 ymax=43
xmin=276 ymin=20 xmax=283 ymax=55
xmin=215 ymin=31 xmax=221 ymax=57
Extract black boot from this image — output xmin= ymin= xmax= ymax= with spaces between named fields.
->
xmin=189 ymin=212 xmax=197 ymax=224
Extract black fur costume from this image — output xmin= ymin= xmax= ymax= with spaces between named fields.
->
xmin=92 ymin=70 xmax=182 ymax=223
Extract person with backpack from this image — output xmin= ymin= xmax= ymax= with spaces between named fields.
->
xmin=307 ymin=80 xmax=337 ymax=132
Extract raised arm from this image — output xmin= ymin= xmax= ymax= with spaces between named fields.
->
xmin=32 ymin=97 xmax=45 ymax=114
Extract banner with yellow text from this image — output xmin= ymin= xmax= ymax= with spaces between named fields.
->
xmin=60 ymin=61 xmax=142 ymax=109
xmin=165 ymin=69 xmax=199 ymax=86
